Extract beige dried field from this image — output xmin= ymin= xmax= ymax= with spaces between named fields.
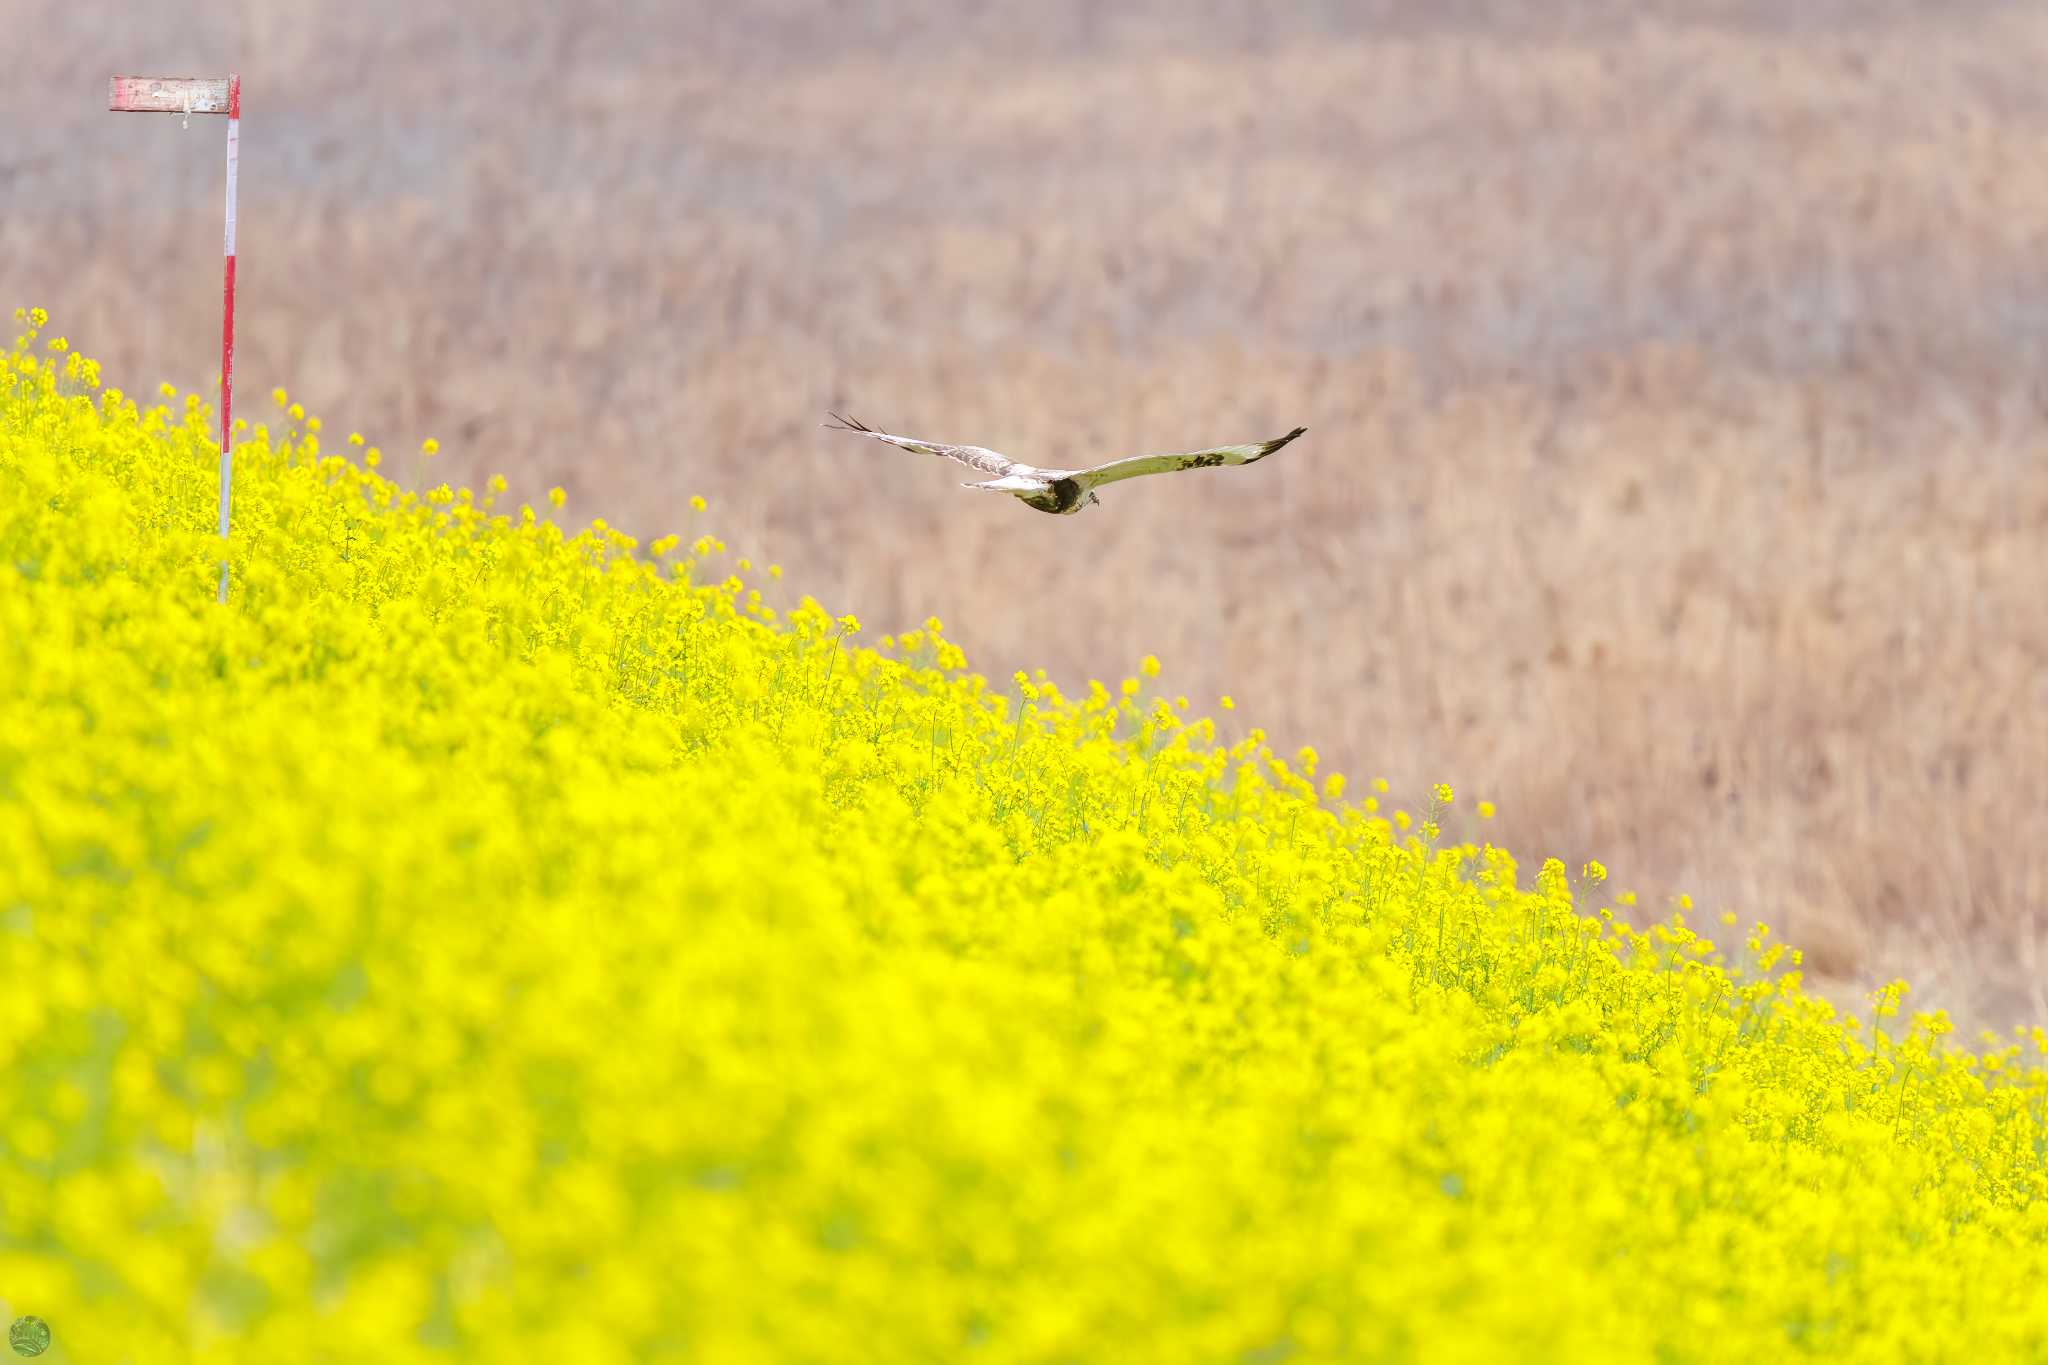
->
xmin=7 ymin=1 xmax=2047 ymax=1026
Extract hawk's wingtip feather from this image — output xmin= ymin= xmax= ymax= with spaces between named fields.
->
xmin=1257 ymin=426 xmax=1308 ymax=456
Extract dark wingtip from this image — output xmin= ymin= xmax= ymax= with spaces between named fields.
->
xmin=822 ymin=411 xmax=872 ymax=434
xmin=1259 ymin=426 xmax=1308 ymax=456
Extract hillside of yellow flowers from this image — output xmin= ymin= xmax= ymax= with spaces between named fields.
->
xmin=4 ymin=312 xmax=2048 ymax=1363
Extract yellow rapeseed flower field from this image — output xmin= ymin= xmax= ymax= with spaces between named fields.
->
xmin=5 ymin=316 xmax=2048 ymax=1362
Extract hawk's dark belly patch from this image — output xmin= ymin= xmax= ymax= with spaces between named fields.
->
xmin=1025 ymin=478 xmax=1086 ymax=514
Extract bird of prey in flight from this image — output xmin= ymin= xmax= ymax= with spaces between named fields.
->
xmin=823 ymin=413 xmax=1308 ymax=516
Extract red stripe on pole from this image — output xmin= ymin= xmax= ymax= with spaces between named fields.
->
xmin=221 ymin=251 xmax=236 ymax=493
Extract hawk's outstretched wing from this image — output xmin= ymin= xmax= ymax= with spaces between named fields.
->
xmin=822 ymin=413 xmax=1051 ymax=483
xmin=1058 ymin=427 xmax=1308 ymax=490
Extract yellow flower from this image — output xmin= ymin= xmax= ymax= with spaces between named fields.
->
xmin=27 ymin=306 xmax=48 ymax=328
xmin=348 ymin=432 xmax=365 ymax=446
xmin=1219 ymin=695 xmax=1235 ymax=711
xmin=1581 ymin=860 xmax=1607 ymax=884
xmin=364 ymin=447 xmax=382 ymax=468
xmin=1433 ymin=783 xmax=1454 ymax=806
xmin=548 ymin=486 xmax=567 ymax=508
xmin=306 ymin=416 xmax=322 ymax=433
xmin=288 ymin=403 xmax=305 ymax=421
xmin=3 ymin=320 xmax=2041 ymax=1362
xmin=271 ymin=386 xmax=288 ymax=407
xmin=690 ymin=495 xmax=707 ymax=512
xmin=1140 ymin=654 xmax=1161 ymax=679
xmin=159 ymin=382 xmax=178 ymax=399
xmin=421 ymin=437 xmax=440 ymax=456
xmin=1476 ymin=801 xmax=1496 ymax=819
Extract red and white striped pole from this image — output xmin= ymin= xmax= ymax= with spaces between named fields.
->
xmin=109 ymin=74 xmax=242 ymax=602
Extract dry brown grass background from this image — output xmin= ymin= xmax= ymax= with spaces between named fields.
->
xmin=7 ymin=1 xmax=2047 ymax=1026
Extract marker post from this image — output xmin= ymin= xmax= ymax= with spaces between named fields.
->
xmin=108 ymin=74 xmax=241 ymax=602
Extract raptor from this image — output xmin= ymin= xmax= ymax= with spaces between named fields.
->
xmin=823 ymin=413 xmax=1308 ymax=515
